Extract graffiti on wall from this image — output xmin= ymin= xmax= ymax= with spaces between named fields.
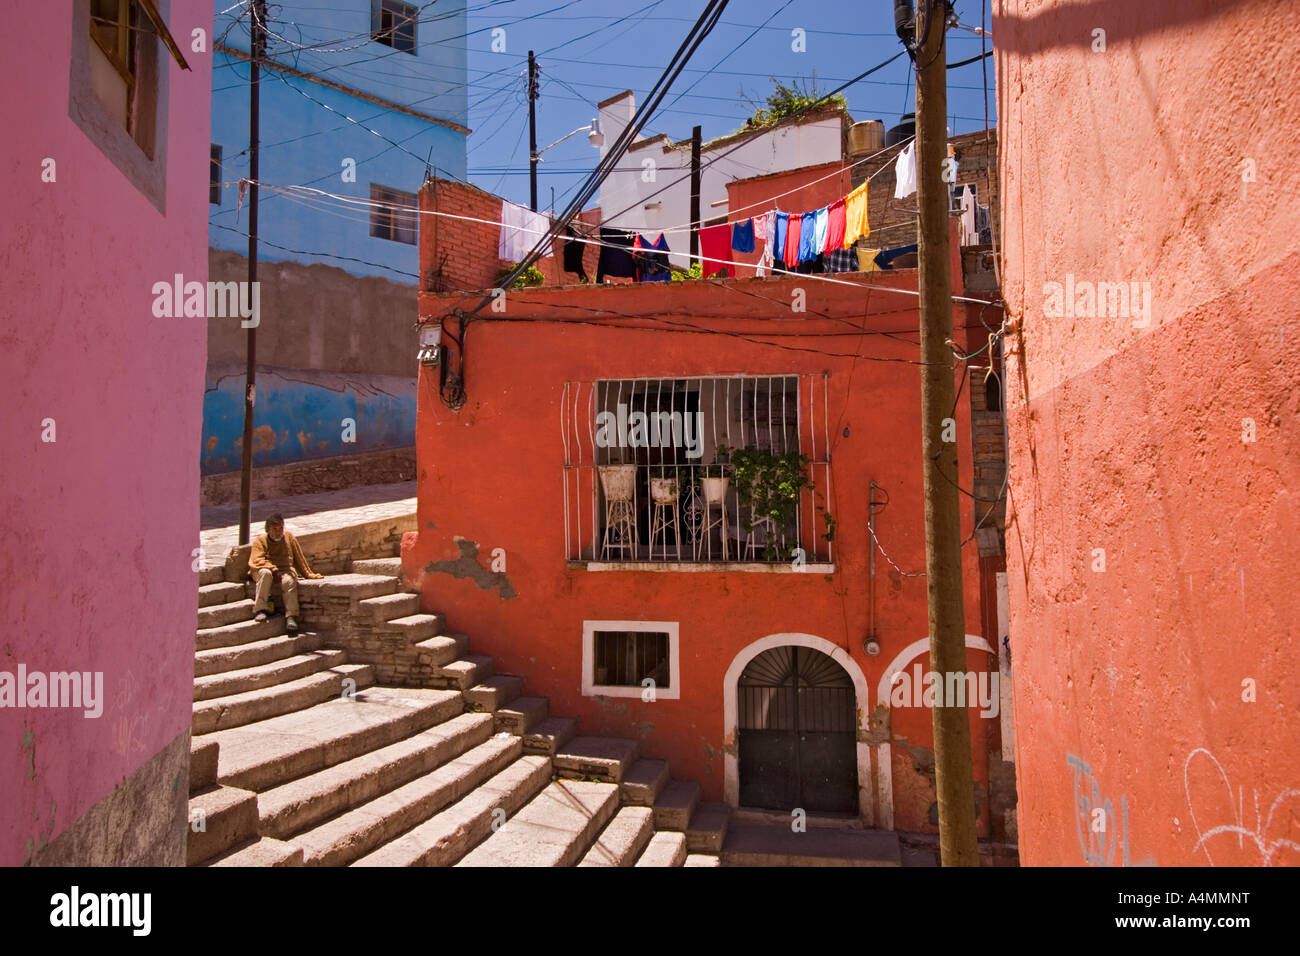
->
xmin=1067 ymin=754 xmax=1155 ymax=866
xmin=1183 ymin=747 xmax=1300 ymax=866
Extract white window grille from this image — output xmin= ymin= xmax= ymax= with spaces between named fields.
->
xmin=561 ymin=375 xmax=834 ymax=566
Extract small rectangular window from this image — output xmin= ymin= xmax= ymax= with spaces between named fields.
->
xmin=372 ymin=0 xmax=417 ymax=54
xmin=369 ymin=184 xmax=418 ymax=244
xmin=594 ymin=630 xmax=671 ymax=688
xmin=210 ymin=144 xmax=222 ymax=205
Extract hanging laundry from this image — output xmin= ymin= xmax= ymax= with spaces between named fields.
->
xmin=812 ymin=207 xmax=829 ymax=257
xmin=874 ymin=243 xmax=918 ymax=270
xmin=773 ymin=212 xmax=789 ymax=266
xmin=755 ymin=211 xmax=774 ymax=277
xmin=596 ymin=227 xmax=637 ymax=282
xmin=699 ymin=222 xmax=732 ymax=276
xmin=975 ymin=203 xmax=992 ymax=245
xmin=562 ymin=225 xmax=589 ymax=282
xmin=499 ymin=200 xmax=552 ymax=261
xmin=797 ymin=211 xmax=819 ymax=265
xmin=959 ymin=186 xmax=978 ymax=246
xmin=635 ymin=233 xmax=672 ymax=281
xmin=824 ymin=247 xmax=858 ymax=273
xmin=843 ymin=181 xmax=869 ymax=247
xmin=783 ymin=212 xmax=803 ymax=267
xmin=893 ymin=142 xmax=917 ymax=200
xmin=856 ymin=247 xmax=882 ymax=272
xmin=824 ymin=198 xmax=846 ymax=253
xmin=731 ymin=218 xmax=755 ymax=254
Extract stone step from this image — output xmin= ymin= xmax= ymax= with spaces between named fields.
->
xmin=683 ymin=853 xmax=721 ymax=867
xmin=194 ymin=632 xmax=324 ymax=678
xmin=191 ymin=664 xmax=374 ymax=735
xmin=351 ymin=755 xmax=552 ymax=867
xmin=190 ymin=738 xmax=219 ymax=793
xmin=522 ymin=716 xmax=577 ymax=756
xmin=380 ymin=613 xmax=444 ymax=642
xmin=652 ymin=779 xmax=700 ymax=831
xmin=719 ymin=824 xmax=902 ymax=867
xmin=494 ymin=695 xmax=548 ymax=735
xmin=686 ymin=801 xmax=731 ymax=854
xmin=192 ymin=649 xmax=349 ymax=702
xmin=187 ymin=785 xmax=258 ymax=866
xmin=357 ymin=592 xmax=420 ymax=621
xmin=620 ymin=759 xmax=669 ymax=806
xmin=198 ymin=599 xmax=256 ymax=630
xmin=633 ymin=830 xmax=687 ymax=867
xmin=199 ymin=566 xmax=226 ymax=587
xmin=350 ymin=557 xmax=403 ymax=577
xmin=413 ymin=635 xmax=466 ymax=668
xmin=206 ymin=687 xmax=463 ymax=792
xmin=464 ymin=675 xmax=523 ymax=713
xmin=294 ymin=735 xmax=523 ymax=867
xmin=578 ymin=806 xmax=655 ymax=867
xmin=297 ymin=573 xmax=398 ymax=603
xmin=199 ymin=581 xmax=246 ymax=608
xmin=208 ymin=836 xmax=304 ymax=867
xmin=196 ymin=616 xmax=286 ymax=651
xmin=455 ymin=778 xmax=620 ymax=868
xmin=258 ymin=713 xmax=495 ymax=840
xmin=554 ymin=736 xmax=638 ymax=783
xmin=433 ymin=655 xmax=494 ymax=691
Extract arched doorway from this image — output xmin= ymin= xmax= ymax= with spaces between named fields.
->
xmin=737 ymin=644 xmax=858 ymax=813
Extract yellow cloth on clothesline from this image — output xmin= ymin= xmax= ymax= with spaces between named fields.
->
xmin=856 ymin=247 xmax=881 ymax=272
xmin=843 ymin=181 xmax=870 ymax=248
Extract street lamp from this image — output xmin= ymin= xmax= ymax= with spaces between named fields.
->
xmin=530 ymin=118 xmax=603 ymax=212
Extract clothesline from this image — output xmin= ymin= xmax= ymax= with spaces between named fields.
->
xmin=242 ymin=180 xmax=1000 ymax=305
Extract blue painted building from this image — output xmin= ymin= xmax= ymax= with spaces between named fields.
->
xmin=205 ymin=0 xmax=469 ymax=485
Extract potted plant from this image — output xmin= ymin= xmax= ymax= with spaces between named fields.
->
xmin=721 ymin=445 xmax=812 ymax=560
xmin=598 ymin=463 xmax=637 ymax=501
xmin=648 ymin=465 xmax=680 ymax=504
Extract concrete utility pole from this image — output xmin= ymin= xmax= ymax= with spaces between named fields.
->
xmin=914 ymin=0 xmax=979 ymax=866
xmin=689 ymin=125 xmax=702 ymax=261
xmin=528 ymin=50 xmax=539 ymax=212
xmin=238 ymin=0 xmax=267 ymax=546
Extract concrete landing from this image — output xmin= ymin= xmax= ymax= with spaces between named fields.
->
xmin=720 ymin=824 xmax=902 ymax=867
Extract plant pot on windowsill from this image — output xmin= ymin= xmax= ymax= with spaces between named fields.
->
xmin=598 ymin=464 xmax=637 ymax=501
xmin=649 ymin=477 xmax=680 ymax=504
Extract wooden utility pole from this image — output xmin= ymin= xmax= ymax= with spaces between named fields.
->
xmin=527 ymin=50 xmax=539 ymax=211
xmin=915 ymin=0 xmax=979 ymax=866
xmin=689 ymin=125 xmax=702 ymax=260
xmin=238 ymin=0 xmax=267 ymax=546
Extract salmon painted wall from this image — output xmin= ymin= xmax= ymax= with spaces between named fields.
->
xmin=0 ymin=1 xmax=211 ymax=864
xmin=408 ymin=250 xmax=1002 ymax=833
xmin=996 ymin=0 xmax=1300 ymax=865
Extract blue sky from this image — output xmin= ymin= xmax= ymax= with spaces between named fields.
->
xmin=463 ymin=0 xmax=998 ymax=210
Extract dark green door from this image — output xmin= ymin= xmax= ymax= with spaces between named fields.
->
xmin=737 ymin=645 xmax=857 ymax=813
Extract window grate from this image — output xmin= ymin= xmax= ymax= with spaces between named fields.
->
xmin=593 ymin=630 xmax=670 ymax=688
xmin=561 ymin=375 xmax=834 ymax=565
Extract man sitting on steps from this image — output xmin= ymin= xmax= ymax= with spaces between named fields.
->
xmin=248 ymin=513 xmax=322 ymax=634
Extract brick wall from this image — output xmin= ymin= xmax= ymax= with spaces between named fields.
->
xmin=851 ymin=128 xmax=1000 ymax=253
xmin=418 ymin=177 xmax=601 ymax=293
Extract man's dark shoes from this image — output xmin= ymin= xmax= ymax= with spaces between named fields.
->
xmin=286 ymin=617 xmax=299 ymax=634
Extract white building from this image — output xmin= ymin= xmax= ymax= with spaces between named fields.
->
xmin=596 ymin=90 xmax=850 ymax=267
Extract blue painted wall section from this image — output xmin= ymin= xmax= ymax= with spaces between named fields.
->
xmin=209 ymin=0 xmax=469 ymax=282
xmin=202 ymin=367 xmax=416 ymax=474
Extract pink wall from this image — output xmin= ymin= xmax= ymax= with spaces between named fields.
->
xmin=0 ymin=1 xmax=212 ymax=864
xmin=996 ymin=0 xmax=1300 ymax=865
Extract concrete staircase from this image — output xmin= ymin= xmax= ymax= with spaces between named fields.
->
xmin=187 ymin=558 xmax=729 ymax=867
